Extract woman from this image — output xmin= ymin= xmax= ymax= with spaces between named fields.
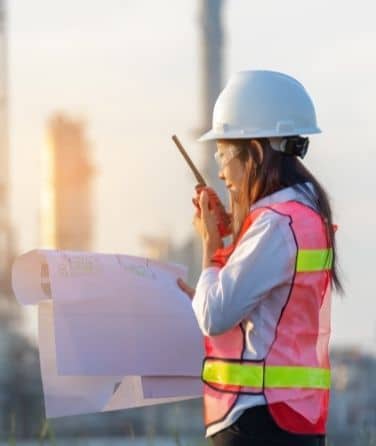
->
xmin=177 ymin=70 xmax=342 ymax=446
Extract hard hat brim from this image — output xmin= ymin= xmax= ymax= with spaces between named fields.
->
xmin=198 ymin=127 xmax=322 ymax=142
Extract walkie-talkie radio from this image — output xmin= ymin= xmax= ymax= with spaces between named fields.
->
xmin=172 ymin=135 xmax=231 ymax=238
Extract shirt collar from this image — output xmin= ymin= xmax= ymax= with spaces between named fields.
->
xmin=250 ymin=182 xmax=317 ymax=211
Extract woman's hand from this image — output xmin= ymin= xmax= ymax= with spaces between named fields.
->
xmin=177 ymin=278 xmax=195 ymax=300
xmin=193 ymin=190 xmax=224 ymax=252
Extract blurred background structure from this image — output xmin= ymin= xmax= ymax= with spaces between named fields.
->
xmin=0 ymin=0 xmax=375 ymax=444
xmin=41 ymin=113 xmax=95 ymax=250
xmin=0 ymin=0 xmax=44 ymax=439
xmin=0 ymin=0 xmax=15 ymax=294
xmin=141 ymin=0 xmax=226 ymax=285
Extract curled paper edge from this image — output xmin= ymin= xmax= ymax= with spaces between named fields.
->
xmin=12 ymin=249 xmax=51 ymax=305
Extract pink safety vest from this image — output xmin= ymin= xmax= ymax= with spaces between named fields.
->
xmin=201 ymin=201 xmax=332 ymax=434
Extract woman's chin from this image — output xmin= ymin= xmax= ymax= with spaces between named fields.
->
xmin=230 ymin=190 xmax=239 ymax=202
xmin=227 ymin=188 xmax=240 ymax=203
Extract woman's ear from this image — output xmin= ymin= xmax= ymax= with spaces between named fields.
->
xmin=248 ymin=139 xmax=264 ymax=166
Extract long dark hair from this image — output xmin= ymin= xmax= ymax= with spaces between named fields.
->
xmin=227 ymin=138 xmax=343 ymax=294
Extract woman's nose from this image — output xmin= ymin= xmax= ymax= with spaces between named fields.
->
xmin=218 ymin=170 xmax=225 ymax=181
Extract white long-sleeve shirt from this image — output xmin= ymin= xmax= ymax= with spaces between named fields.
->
xmin=192 ymin=183 xmax=318 ymax=437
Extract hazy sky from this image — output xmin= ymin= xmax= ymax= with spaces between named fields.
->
xmin=7 ymin=0 xmax=376 ymax=351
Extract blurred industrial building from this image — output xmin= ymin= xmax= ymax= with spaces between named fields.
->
xmin=0 ymin=0 xmax=15 ymax=293
xmin=41 ymin=113 xmax=96 ymax=250
xmin=141 ymin=0 xmax=227 ymax=287
xmin=0 ymin=0 xmax=44 ymax=437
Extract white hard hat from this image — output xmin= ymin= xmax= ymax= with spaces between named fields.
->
xmin=198 ymin=70 xmax=321 ymax=141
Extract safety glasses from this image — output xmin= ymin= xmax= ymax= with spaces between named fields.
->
xmin=214 ymin=146 xmax=241 ymax=169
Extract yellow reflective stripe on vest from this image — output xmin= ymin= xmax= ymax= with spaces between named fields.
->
xmin=203 ymin=360 xmax=330 ymax=389
xmin=265 ymin=366 xmax=330 ymax=389
xmin=296 ymin=248 xmax=333 ymax=272
xmin=203 ymin=360 xmax=263 ymax=388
